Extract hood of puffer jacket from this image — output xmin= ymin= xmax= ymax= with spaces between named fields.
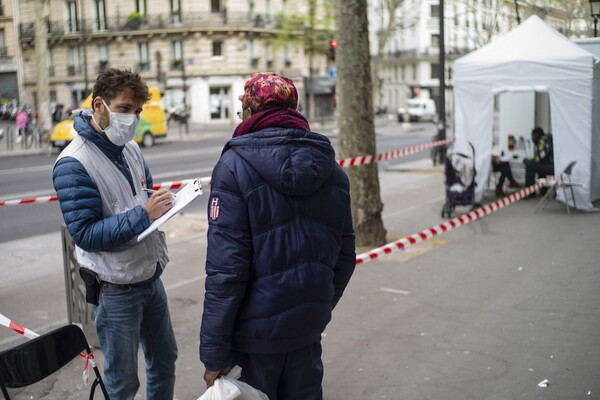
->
xmin=225 ymin=127 xmax=337 ymax=197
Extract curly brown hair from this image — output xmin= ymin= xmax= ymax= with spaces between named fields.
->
xmin=91 ymin=68 xmax=150 ymax=109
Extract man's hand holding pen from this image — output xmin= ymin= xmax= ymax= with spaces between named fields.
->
xmin=143 ymin=188 xmax=175 ymax=220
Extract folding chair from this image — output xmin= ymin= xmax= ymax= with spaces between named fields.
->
xmin=534 ymin=160 xmax=583 ymax=214
xmin=0 ymin=324 xmax=109 ymax=400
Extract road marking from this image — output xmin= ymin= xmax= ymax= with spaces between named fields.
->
xmin=379 ymin=287 xmax=411 ymax=295
xmin=383 ymin=196 xmax=445 ymax=218
xmin=0 ymin=164 xmax=51 ymax=176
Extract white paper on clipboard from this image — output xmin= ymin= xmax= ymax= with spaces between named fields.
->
xmin=137 ymin=178 xmax=203 ymax=242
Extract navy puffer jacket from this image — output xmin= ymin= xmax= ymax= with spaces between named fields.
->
xmin=52 ymin=112 xmax=152 ymax=251
xmin=200 ymin=126 xmax=356 ymax=371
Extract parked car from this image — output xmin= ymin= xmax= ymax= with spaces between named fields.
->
xmin=50 ymin=87 xmax=167 ymax=149
xmin=406 ymin=98 xmax=437 ymax=122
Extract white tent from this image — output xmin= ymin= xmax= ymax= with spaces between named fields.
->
xmin=453 ymin=15 xmax=600 ymax=211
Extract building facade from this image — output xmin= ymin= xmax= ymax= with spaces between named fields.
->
xmin=0 ymin=0 xmax=19 ymax=103
xmin=17 ymin=0 xmax=330 ymax=124
xmin=368 ymin=0 xmax=583 ymax=119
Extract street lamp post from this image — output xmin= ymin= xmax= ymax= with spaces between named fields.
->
xmin=590 ymin=0 xmax=600 ymax=37
xmin=434 ymin=0 xmax=447 ymax=166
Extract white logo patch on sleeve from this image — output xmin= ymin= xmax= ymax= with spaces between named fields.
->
xmin=209 ymin=197 xmax=220 ymax=221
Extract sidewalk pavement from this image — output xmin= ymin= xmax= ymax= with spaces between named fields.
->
xmin=2 ymin=122 xmax=599 ymax=399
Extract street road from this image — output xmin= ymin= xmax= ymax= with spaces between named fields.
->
xmin=0 ymin=118 xmax=436 ymax=242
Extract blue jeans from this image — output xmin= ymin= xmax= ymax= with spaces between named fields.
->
xmin=95 ymin=277 xmax=177 ymax=400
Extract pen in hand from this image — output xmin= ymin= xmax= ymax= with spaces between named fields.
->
xmin=143 ymin=187 xmax=176 ymax=201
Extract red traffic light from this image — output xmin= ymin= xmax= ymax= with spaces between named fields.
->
xmin=329 ymin=40 xmax=337 ymax=48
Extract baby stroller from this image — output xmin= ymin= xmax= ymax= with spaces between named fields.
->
xmin=441 ymin=141 xmax=477 ymax=218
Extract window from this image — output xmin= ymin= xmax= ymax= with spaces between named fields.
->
xmin=137 ymin=42 xmax=150 ymax=71
xmin=266 ymin=0 xmax=272 ymax=17
xmin=211 ymin=0 xmax=222 ymax=13
xmin=248 ymin=39 xmax=258 ymax=67
xmin=96 ymin=44 xmax=109 ymax=72
xmin=67 ymin=46 xmax=82 ymax=75
xmin=212 ymin=40 xmax=223 ymax=57
xmin=431 ymin=34 xmax=439 ymax=48
xmin=430 ymin=4 xmax=439 ymax=18
xmin=266 ymin=44 xmax=273 ymax=69
xmin=170 ymin=0 xmax=181 ymax=24
xmin=171 ymin=40 xmax=183 ymax=70
xmin=65 ymin=1 xmax=79 ymax=33
xmin=94 ymin=0 xmax=107 ymax=30
xmin=47 ymin=49 xmax=55 ymax=76
xmin=412 ymin=63 xmax=417 ymax=80
xmin=401 ymin=65 xmax=405 ymax=80
xmin=284 ymin=44 xmax=291 ymax=67
xmin=0 ymin=28 xmax=5 ymax=57
xmin=430 ymin=63 xmax=439 ymax=79
xmin=136 ymin=0 xmax=147 ymax=14
xmin=209 ymin=87 xmax=230 ymax=120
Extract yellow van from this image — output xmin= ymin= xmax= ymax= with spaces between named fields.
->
xmin=50 ymin=87 xmax=167 ymax=148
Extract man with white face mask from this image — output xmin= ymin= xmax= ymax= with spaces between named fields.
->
xmin=52 ymin=68 xmax=178 ymax=400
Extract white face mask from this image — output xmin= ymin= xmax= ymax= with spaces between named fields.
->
xmin=92 ymin=99 xmax=140 ymax=146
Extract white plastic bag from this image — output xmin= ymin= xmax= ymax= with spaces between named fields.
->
xmin=197 ymin=366 xmax=269 ymax=400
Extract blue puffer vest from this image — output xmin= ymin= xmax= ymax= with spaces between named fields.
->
xmin=52 ymin=112 xmax=152 ymax=252
xmin=200 ymin=126 xmax=356 ymax=371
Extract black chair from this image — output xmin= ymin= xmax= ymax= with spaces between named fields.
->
xmin=0 ymin=324 xmax=109 ymax=399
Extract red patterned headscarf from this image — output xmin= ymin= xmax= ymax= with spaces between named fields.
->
xmin=241 ymin=72 xmax=298 ymax=113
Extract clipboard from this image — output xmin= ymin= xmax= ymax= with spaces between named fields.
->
xmin=137 ymin=178 xmax=203 ymax=242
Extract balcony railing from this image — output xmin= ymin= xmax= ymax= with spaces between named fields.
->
xmin=96 ymin=61 xmax=109 ymax=73
xmin=384 ymin=46 xmax=472 ymax=60
xmin=19 ymin=11 xmax=279 ymax=39
xmin=67 ymin=65 xmax=82 ymax=75
xmin=170 ymin=60 xmax=183 ymax=71
xmin=137 ymin=62 xmax=150 ymax=71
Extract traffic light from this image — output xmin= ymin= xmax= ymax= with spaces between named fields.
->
xmin=329 ymin=40 xmax=337 ymax=62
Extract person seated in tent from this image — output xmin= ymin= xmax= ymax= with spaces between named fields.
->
xmin=491 ymin=155 xmax=523 ymax=197
xmin=524 ymin=127 xmax=554 ymax=198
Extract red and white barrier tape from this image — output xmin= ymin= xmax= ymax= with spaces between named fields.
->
xmin=355 ymin=180 xmax=547 ymax=265
xmin=150 ymin=177 xmax=212 ymax=191
xmin=0 ymin=195 xmax=59 ymax=206
xmin=0 ymin=139 xmax=452 ymax=206
xmin=0 ymin=176 xmax=213 ymax=206
xmin=337 ymin=138 xmax=454 ymax=167
xmin=0 ymin=312 xmax=40 ymax=339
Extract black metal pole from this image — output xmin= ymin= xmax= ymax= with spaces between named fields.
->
xmin=594 ymin=17 xmax=598 ymax=37
xmin=433 ymin=0 xmax=446 ymax=165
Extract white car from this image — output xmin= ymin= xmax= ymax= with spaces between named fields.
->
xmin=407 ymin=99 xmax=437 ymax=122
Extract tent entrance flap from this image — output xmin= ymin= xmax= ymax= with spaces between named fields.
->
xmin=495 ymin=90 xmax=552 ymax=161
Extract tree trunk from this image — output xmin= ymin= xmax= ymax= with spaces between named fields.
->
xmin=334 ymin=0 xmax=387 ymax=247
xmin=34 ymin=0 xmax=52 ymax=138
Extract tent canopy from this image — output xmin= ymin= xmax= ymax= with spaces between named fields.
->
xmin=453 ymin=15 xmax=600 ymax=210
